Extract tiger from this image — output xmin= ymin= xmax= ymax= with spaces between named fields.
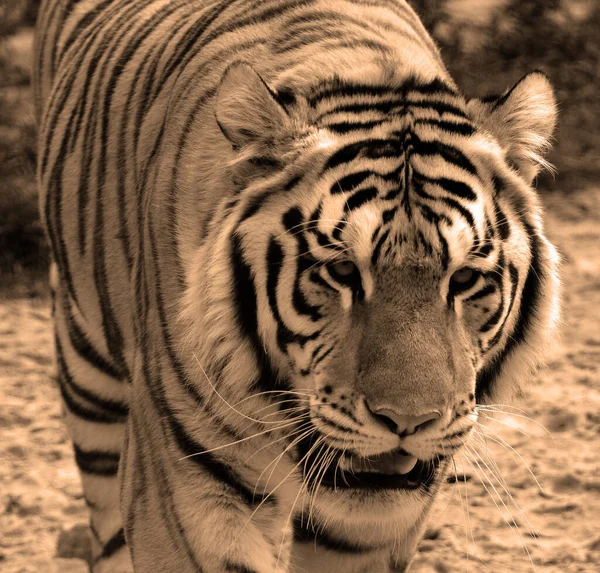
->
xmin=33 ymin=0 xmax=560 ymax=571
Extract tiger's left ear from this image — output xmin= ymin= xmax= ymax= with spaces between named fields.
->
xmin=215 ymin=62 xmax=290 ymax=149
xmin=468 ymin=71 xmax=557 ymax=183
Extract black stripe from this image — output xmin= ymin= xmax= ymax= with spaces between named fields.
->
xmin=436 ymin=227 xmax=450 ymax=270
xmin=416 ymin=202 xmax=452 ymax=226
xmin=305 ymin=208 xmax=344 ymax=253
xmin=405 ymin=98 xmax=469 ymax=119
xmin=382 ymin=206 xmax=398 ymax=223
xmin=417 ymin=230 xmax=433 ymax=256
xmin=312 ymin=344 xmax=334 ymax=369
xmin=333 ymin=170 xmax=373 ymax=194
xmin=414 ymin=174 xmax=477 ymax=201
xmin=293 ymin=517 xmax=382 ymax=554
xmin=472 ymin=240 xmax=494 ymax=258
xmin=494 ymin=199 xmax=511 ymax=240
xmin=323 ymin=119 xmax=385 ymax=133
xmin=324 ymin=139 xmax=401 ymax=172
xmin=267 ymin=238 xmax=320 ymax=349
xmin=439 ymin=196 xmax=476 ymax=234
xmin=96 ymin=527 xmax=127 ymax=562
xmin=225 ymin=563 xmax=258 ymax=573
xmin=146 ymin=219 xmax=205 ymax=405
xmin=67 ymin=310 xmax=124 ymax=381
xmin=316 ymin=98 xmax=468 ymax=123
xmin=57 ymin=371 xmax=124 ymax=424
xmin=147 ymin=213 xmax=253 ymax=453
xmin=45 ymin=125 xmax=80 ymax=309
xmin=93 ymin=179 xmax=128 ymax=380
xmin=77 ymin=1 xmax=160 ymax=256
xmin=56 ymin=337 xmax=128 ymax=422
xmin=155 ymin=0 xmax=243 ymax=97
xmin=414 ymin=118 xmax=474 ymax=136
xmin=412 ymin=138 xmax=477 ymax=176
xmin=283 ymin=208 xmax=323 ymax=322
xmin=131 ymin=353 xmax=205 ymax=570
xmin=275 ymin=28 xmax=363 ymax=54
xmin=73 ymin=444 xmax=120 ymax=476
xmin=465 ymin=283 xmax=496 ymax=302
xmin=479 ymin=254 xmax=506 ymax=334
xmin=167 ymin=414 xmax=272 ymax=508
xmin=344 ymin=186 xmax=379 ymax=211
xmin=231 ymin=233 xmax=289 ymax=393
xmin=308 ymin=76 xmax=456 ymax=106
xmin=486 ymin=264 xmax=519 ymax=349
xmin=59 ymin=0 xmax=115 ymax=62
xmin=509 ymin=225 xmax=543 ymax=346
xmin=412 ymin=177 xmax=477 ymax=238
xmin=371 ymin=229 xmax=390 ymax=267
xmin=309 ymin=270 xmax=337 ymax=293
xmin=475 ymin=228 xmax=546 ymax=402
xmin=236 ymin=174 xmax=304 ymax=226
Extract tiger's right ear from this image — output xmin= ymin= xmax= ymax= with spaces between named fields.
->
xmin=467 ymin=72 xmax=557 ymax=183
xmin=215 ymin=62 xmax=290 ymax=149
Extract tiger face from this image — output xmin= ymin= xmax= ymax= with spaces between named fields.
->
xmin=184 ymin=62 xmax=558 ymax=505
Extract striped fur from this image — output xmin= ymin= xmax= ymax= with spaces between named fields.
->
xmin=34 ymin=1 xmax=560 ymax=571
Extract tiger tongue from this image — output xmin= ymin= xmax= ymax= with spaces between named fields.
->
xmin=353 ymin=453 xmax=418 ymax=475
xmin=392 ymin=455 xmax=418 ymax=475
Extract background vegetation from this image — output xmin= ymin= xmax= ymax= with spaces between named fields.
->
xmin=1 ymin=0 xmax=598 ymax=286
xmin=0 ymin=0 xmax=43 ymax=290
xmin=411 ymin=0 xmax=600 ymax=189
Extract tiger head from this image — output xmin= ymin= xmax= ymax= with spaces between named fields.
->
xmin=182 ymin=61 xmax=559 ymax=502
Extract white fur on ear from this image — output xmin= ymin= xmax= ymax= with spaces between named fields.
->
xmin=215 ymin=62 xmax=289 ymax=149
xmin=469 ymin=72 xmax=557 ymax=183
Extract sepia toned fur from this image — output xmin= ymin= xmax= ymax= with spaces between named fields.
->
xmin=34 ymin=0 xmax=559 ymax=571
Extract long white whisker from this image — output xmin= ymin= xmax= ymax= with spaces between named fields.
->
xmin=228 ymin=428 xmax=323 ymax=555
xmin=243 ymin=421 xmax=313 ymax=467
xmin=476 ymin=405 xmax=555 ymax=442
xmin=474 ymin=424 xmax=545 ymax=493
xmin=464 ymin=443 xmax=538 ymax=572
xmin=233 ymin=389 xmax=312 ymax=407
xmin=178 ymin=417 xmax=308 ymax=460
xmin=193 ymin=352 xmax=300 ymax=425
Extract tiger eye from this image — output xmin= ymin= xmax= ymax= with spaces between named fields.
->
xmin=330 ymin=260 xmax=358 ymax=277
xmin=451 ymin=267 xmax=474 ymax=285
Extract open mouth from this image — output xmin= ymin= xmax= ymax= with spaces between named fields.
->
xmin=298 ymin=435 xmax=443 ymax=491
xmin=322 ymin=449 xmax=442 ymax=490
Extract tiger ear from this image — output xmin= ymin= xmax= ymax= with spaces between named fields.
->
xmin=215 ymin=62 xmax=290 ymax=149
xmin=468 ymin=72 xmax=557 ymax=183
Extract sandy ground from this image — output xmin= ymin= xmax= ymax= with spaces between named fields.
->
xmin=1 ymin=188 xmax=599 ymax=573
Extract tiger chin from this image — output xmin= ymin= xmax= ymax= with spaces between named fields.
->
xmin=35 ymin=0 xmax=560 ymax=572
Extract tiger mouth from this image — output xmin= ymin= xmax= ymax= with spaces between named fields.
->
xmin=320 ymin=450 xmax=443 ymax=490
xmin=298 ymin=436 xmax=443 ymax=491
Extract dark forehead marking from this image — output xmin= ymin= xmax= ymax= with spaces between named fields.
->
xmin=322 ymin=137 xmax=405 ymax=173
xmin=306 ymin=75 xmax=458 ymax=106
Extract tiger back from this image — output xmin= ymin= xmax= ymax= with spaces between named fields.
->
xmin=34 ymin=1 xmax=560 ymax=572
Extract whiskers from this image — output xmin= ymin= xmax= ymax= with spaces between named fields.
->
xmin=186 ymin=352 xmax=344 ymax=568
xmin=192 ymin=352 xmax=312 ymax=426
xmin=445 ymin=403 xmax=555 ymax=572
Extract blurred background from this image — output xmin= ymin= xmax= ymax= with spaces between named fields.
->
xmin=1 ymin=1 xmax=599 ymax=572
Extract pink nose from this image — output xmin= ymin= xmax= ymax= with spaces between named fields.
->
xmin=374 ymin=408 xmax=441 ymax=435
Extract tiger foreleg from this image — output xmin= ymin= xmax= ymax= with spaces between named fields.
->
xmin=119 ymin=396 xmax=296 ymax=573
xmin=52 ymin=285 xmax=133 ymax=572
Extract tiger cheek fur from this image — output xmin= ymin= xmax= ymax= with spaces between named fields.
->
xmin=35 ymin=0 xmax=559 ymax=572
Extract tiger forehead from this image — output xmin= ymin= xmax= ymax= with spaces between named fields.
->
xmin=307 ymin=134 xmax=489 ymax=268
xmin=306 ymin=79 xmax=471 ymax=125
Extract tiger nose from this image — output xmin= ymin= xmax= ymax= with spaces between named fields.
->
xmin=374 ymin=408 xmax=441 ymax=435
